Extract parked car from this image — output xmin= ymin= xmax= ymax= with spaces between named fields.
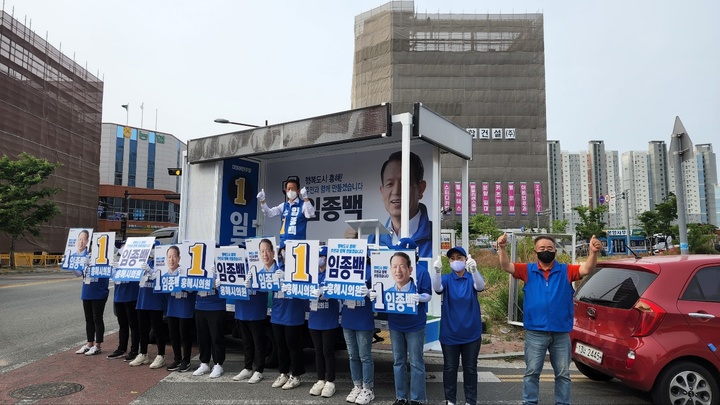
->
xmin=571 ymin=255 xmax=720 ymax=405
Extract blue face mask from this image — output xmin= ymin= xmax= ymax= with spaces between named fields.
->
xmin=450 ymin=260 xmax=465 ymax=272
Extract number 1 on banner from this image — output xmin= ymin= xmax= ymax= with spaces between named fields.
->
xmin=95 ymin=234 xmax=110 ymax=265
xmin=291 ymin=243 xmax=310 ymax=282
xmin=234 ymin=178 xmax=247 ymax=205
xmin=187 ymin=243 xmax=207 ymax=277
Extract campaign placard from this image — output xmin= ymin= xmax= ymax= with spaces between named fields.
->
xmin=245 ymin=237 xmax=280 ymax=292
xmin=87 ymin=232 xmax=115 ymax=278
xmin=177 ymin=241 xmax=215 ymax=292
xmin=323 ymin=238 xmax=368 ymax=300
xmin=155 ymin=244 xmax=183 ymax=293
xmin=114 ymin=237 xmax=154 ymax=282
xmin=61 ymin=228 xmax=93 ymax=271
xmin=215 ymin=246 xmax=249 ymax=300
xmin=370 ymin=249 xmax=419 ymax=315
xmin=282 ymin=239 xmax=319 ymax=299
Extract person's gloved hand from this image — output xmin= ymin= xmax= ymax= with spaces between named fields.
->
xmin=256 ymin=189 xmax=265 ymax=202
xmin=406 ymin=293 xmax=420 ymax=306
xmin=433 ymin=255 xmax=443 ymax=273
xmin=300 ymin=187 xmax=308 ymax=199
xmin=357 ymin=285 xmax=369 ymax=297
xmin=274 ymin=269 xmax=284 ymax=281
xmin=214 ymin=274 xmax=221 ymax=289
xmin=466 ymin=254 xmax=477 ymax=273
xmin=244 ymin=273 xmax=252 ymax=288
xmin=312 ymin=287 xmax=323 ymax=298
xmin=368 ymin=290 xmax=377 ymax=301
xmin=140 ymin=262 xmax=151 ymax=274
xmin=83 ymin=257 xmax=92 ymax=267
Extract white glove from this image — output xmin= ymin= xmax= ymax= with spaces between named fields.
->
xmin=433 ymin=255 xmax=443 ymax=274
xmin=281 ymin=283 xmax=292 ymax=293
xmin=214 ymin=274 xmax=221 ymax=289
xmin=244 ymin=273 xmax=252 ymax=288
xmin=406 ymin=293 xmax=420 ymax=306
xmin=274 ymin=269 xmax=284 ymax=281
xmin=256 ymin=189 xmax=265 ymax=202
xmin=139 ymin=262 xmax=149 ymax=273
xmin=300 ymin=187 xmax=308 ymax=199
xmin=357 ymin=285 xmax=369 ymax=297
xmin=312 ymin=287 xmax=323 ymax=298
xmin=83 ymin=257 xmax=92 ymax=267
xmin=466 ymin=254 xmax=477 ymax=273
xmin=368 ymin=290 xmax=377 ymax=301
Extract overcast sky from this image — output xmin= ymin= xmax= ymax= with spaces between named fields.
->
xmin=5 ymin=0 xmax=719 ymax=153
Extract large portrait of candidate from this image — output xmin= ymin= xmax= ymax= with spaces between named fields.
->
xmin=369 ymin=248 xmax=420 ymax=315
xmin=61 ymin=228 xmax=93 ymax=271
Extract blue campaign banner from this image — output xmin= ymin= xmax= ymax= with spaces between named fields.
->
xmin=216 ymin=246 xmax=249 ymax=301
xmin=176 ymin=241 xmax=215 ymax=292
xmin=324 ymin=238 xmax=367 ymax=300
xmin=246 ymin=237 xmax=280 ymax=292
xmin=370 ymin=249 xmax=419 ymax=315
xmin=381 ymin=291 xmax=419 ymax=315
xmin=219 ymin=158 xmax=259 ymax=246
xmin=114 ymin=237 xmax=154 ymax=282
xmin=283 ymin=240 xmax=319 ymax=300
xmin=88 ymin=232 xmax=115 ymax=278
xmin=324 ymin=280 xmax=366 ymax=300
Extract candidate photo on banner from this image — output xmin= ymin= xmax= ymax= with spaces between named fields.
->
xmin=114 ymin=237 xmax=154 ymax=282
xmin=154 ymin=243 xmax=184 ymax=293
xmin=61 ymin=228 xmax=93 ymax=271
xmin=282 ymin=239 xmax=319 ymax=300
xmin=245 ymin=236 xmax=280 ymax=292
xmin=215 ymin=245 xmax=249 ymax=301
xmin=323 ymin=238 xmax=368 ymax=300
xmin=177 ymin=240 xmax=215 ymax=292
xmin=370 ymin=249 xmax=418 ymax=315
xmin=87 ymin=232 xmax=116 ymax=278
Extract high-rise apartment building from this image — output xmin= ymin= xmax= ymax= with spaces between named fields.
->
xmin=547 ymin=141 xmax=563 ymax=227
xmin=561 ymin=151 xmax=583 ymax=231
xmin=0 ymin=10 xmax=103 ymax=253
xmin=695 ymin=144 xmax=717 ymax=226
xmin=621 ymin=151 xmax=652 ymax=227
xmin=648 ymin=140 xmax=670 ymax=208
xmin=353 ymin=1 xmax=547 ymax=229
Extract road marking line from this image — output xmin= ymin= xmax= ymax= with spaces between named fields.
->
xmin=0 ymin=278 xmax=75 ymax=289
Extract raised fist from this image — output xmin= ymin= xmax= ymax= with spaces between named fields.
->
xmin=256 ymin=189 xmax=265 ymax=202
xmin=433 ymin=255 xmax=443 ymax=273
xmin=300 ymin=187 xmax=308 ymax=199
xmin=497 ymin=233 xmax=508 ymax=249
xmin=466 ymin=254 xmax=477 ymax=273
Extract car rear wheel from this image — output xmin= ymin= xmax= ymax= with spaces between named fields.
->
xmin=651 ymin=361 xmax=719 ymax=405
xmin=574 ymin=360 xmax=614 ymax=382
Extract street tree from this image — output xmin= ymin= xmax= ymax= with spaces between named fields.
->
xmin=654 ymin=193 xmax=678 ymax=238
xmin=573 ymin=204 xmax=608 ymax=241
xmin=551 ymin=219 xmax=568 ymax=234
xmin=0 ymin=153 xmax=61 ymax=269
xmin=454 ymin=213 xmax=503 ymax=242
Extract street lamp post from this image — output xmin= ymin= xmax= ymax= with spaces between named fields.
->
xmin=213 ymin=118 xmax=267 ymax=128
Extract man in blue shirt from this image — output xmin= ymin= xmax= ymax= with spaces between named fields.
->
xmin=257 ymin=177 xmax=315 ymax=248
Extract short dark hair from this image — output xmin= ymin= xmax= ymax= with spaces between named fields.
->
xmin=380 ymin=151 xmax=424 ymax=185
xmin=284 ymin=177 xmax=300 ymax=191
xmin=167 ymin=245 xmax=181 ymax=256
xmin=78 ymin=229 xmax=90 ymax=238
xmin=534 ymin=235 xmax=556 ymax=247
xmin=390 ymin=251 xmax=412 ymax=267
xmin=259 ymin=238 xmax=274 ymax=250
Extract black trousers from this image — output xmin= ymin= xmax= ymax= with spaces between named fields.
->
xmin=168 ymin=316 xmax=193 ymax=363
xmin=238 ymin=319 xmax=267 ymax=373
xmin=195 ymin=310 xmax=226 ymax=365
xmin=138 ymin=309 xmax=166 ymax=355
xmin=114 ymin=300 xmax=139 ymax=353
xmin=272 ymin=323 xmax=305 ymax=376
xmin=309 ymin=328 xmax=337 ymax=382
xmin=82 ymin=297 xmax=108 ymax=343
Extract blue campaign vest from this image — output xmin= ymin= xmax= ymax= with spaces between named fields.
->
xmin=387 ymin=269 xmax=432 ymax=333
xmin=340 ymin=266 xmax=375 ymax=331
xmin=114 ymin=281 xmax=139 ymax=303
xmin=195 ymin=290 xmax=227 ymax=311
xmin=439 ymin=271 xmax=482 ymax=345
xmin=522 ymin=262 xmax=575 ymax=333
xmin=81 ymin=277 xmax=109 ymax=300
xmin=166 ymin=291 xmax=197 ymax=319
xmin=136 ymin=283 xmax=167 ymax=311
xmin=279 ymin=199 xmax=310 ymax=245
xmin=308 ymin=271 xmax=340 ymax=330
xmin=234 ymin=290 xmax=269 ymax=321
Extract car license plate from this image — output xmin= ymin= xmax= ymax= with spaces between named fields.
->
xmin=575 ymin=342 xmax=603 ymax=364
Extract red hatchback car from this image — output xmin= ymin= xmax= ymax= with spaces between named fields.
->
xmin=571 ymin=255 xmax=720 ymax=405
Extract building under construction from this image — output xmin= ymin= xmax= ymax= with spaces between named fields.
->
xmin=353 ymin=1 xmax=547 ymax=230
xmin=0 ymin=9 xmax=103 ymax=253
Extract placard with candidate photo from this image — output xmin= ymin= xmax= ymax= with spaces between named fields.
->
xmin=323 ymin=238 xmax=368 ymax=300
xmin=114 ymin=237 xmax=154 ymax=282
xmin=87 ymin=232 xmax=115 ymax=278
xmin=61 ymin=228 xmax=93 ymax=271
xmin=370 ymin=249 xmax=419 ymax=315
xmin=245 ymin=237 xmax=280 ymax=292
xmin=215 ymin=245 xmax=249 ymax=300
xmin=155 ymin=243 xmax=184 ymax=293
xmin=282 ymin=239 xmax=319 ymax=300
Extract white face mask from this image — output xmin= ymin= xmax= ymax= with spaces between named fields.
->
xmin=286 ymin=190 xmax=298 ymax=200
xmin=450 ymin=260 xmax=465 ymax=272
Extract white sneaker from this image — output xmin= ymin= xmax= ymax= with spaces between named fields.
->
xmin=354 ymin=388 xmax=374 ymax=404
xmin=282 ymin=375 xmax=301 ymax=390
xmin=192 ymin=363 xmax=211 ymax=376
xmin=128 ymin=353 xmax=149 ymax=366
xmin=209 ymin=364 xmax=224 ymax=378
xmin=84 ymin=346 xmax=101 ymax=356
xmin=248 ymin=371 xmax=263 ymax=384
xmin=272 ymin=373 xmax=289 ymax=388
xmin=75 ymin=344 xmax=91 ymax=354
xmin=346 ymin=386 xmax=362 ymax=402
xmin=309 ymin=380 xmax=326 ymax=396
xmin=149 ymin=355 xmax=165 ymax=369
xmin=233 ymin=368 xmax=253 ymax=381
xmin=321 ymin=381 xmax=336 ymax=398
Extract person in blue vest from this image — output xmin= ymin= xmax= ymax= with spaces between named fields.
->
xmin=163 ymin=245 xmax=196 ymax=373
xmin=131 ymin=255 xmax=169 ymax=368
xmin=497 ymin=233 xmax=602 ymax=405
xmin=257 ymin=176 xmax=315 ymax=248
xmin=106 ymin=258 xmax=140 ymax=362
xmin=432 ymin=246 xmax=485 ymax=405
xmin=232 ymin=239 xmax=271 ymax=384
xmin=74 ymin=252 xmax=109 ymax=356
xmin=308 ymin=246 xmax=341 ymax=398
xmin=385 ymin=242 xmax=432 ymax=405
xmin=193 ymin=260 xmax=228 ymax=379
